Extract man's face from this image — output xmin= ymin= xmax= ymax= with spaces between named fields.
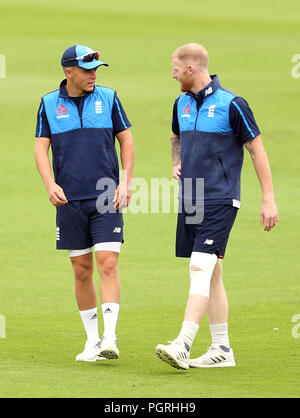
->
xmin=67 ymin=66 xmax=98 ymax=94
xmin=172 ymin=57 xmax=193 ymax=92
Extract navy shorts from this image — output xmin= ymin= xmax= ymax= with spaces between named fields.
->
xmin=56 ymin=199 xmax=123 ymax=250
xmin=176 ymin=203 xmax=238 ymax=258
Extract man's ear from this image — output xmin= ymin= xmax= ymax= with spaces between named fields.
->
xmin=188 ymin=64 xmax=194 ymax=76
xmin=63 ymin=66 xmax=72 ymax=79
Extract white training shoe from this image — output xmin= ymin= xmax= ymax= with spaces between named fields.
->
xmin=155 ymin=340 xmax=190 ymax=370
xmin=75 ymin=340 xmax=106 ymax=362
xmin=188 ymin=344 xmax=236 ymax=368
xmin=98 ymin=336 xmax=119 ymax=359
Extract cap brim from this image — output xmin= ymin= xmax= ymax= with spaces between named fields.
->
xmin=78 ymin=60 xmax=109 ymax=70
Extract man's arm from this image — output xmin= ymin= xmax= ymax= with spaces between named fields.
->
xmin=35 ymin=137 xmax=68 ymax=206
xmin=171 ymin=132 xmax=181 ymax=179
xmin=114 ymin=128 xmax=135 ymax=210
xmin=245 ymin=135 xmax=279 ymax=231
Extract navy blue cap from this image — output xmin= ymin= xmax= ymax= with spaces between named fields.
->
xmin=61 ymin=45 xmax=108 ymax=69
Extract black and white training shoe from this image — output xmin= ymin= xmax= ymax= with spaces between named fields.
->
xmin=98 ymin=336 xmax=119 ymax=360
xmin=188 ymin=344 xmax=236 ymax=368
xmin=155 ymin=340 xmax=190 ymax=370
xmin=75 ymin=340 xmax=106 ymax=362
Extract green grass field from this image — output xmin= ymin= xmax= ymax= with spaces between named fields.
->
xmin=1 ymin=0 xmax=300 ymax=398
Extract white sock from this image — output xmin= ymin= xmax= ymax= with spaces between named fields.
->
xmin=175 ymin=321 xmax=199 ymax=350
xmin=101 ymin=303 xmax=120 ymax=340
xmin=210 ymin=323 xmax=230 ymax=347
xmin=79 ymin=307 xmax=100 ymax=343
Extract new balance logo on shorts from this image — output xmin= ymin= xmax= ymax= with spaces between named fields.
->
xmin=204 ymin=239 xmax=214 ymax=245
xmin=113 ymin=227 xmax=121 ymax=233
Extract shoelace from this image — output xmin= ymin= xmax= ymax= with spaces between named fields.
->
xmin=84 ymin=340 xmax=100 ymax=350
xmin=207 ymin=344 xmax=222 ymax=352
xmin=167 ymin=339 xmax=182 ymax=345
xmin=208 ymin=346 xmax=216 ymax=351
xmin=206 ymin=346 xmax=227 ymax=363
xmin=101 ymin=336 xmax=118 ymax=346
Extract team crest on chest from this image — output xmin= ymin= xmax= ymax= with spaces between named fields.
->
xmin=95 ymin=101 xmax=103 ymax=114
xmin=208 ymin=104 xmax=216 ymax=117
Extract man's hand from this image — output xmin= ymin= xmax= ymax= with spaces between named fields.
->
xmin=35 ymin=137 xmax=68 ymax=207
xmin=173 ymin=162 xmax=181 ymax=179
xmin=46 ymin=182 xmax=68 ymax=206
xmin=245 ymin=136 xmax=279 ymax=232
xmin=260 ymin=199 xmax=279 ymax=231
xmin=113 ymin=181 xmax=131 ymax=210
xmin=115 ymin=129 xmax=134 ymax=210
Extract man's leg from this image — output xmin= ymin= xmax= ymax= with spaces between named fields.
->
xmin=188 ymin=259 xmax=235 ymax=368
xmin=183 ymin=252 xmax=219 ymax=324
xmin=173 ymin=252 xmax=218 ymax=347
xmin=95 ymin=247 xmax=121 ymax=359
xmin=208 ymin=259 xmax=228 ymax=324
xmin=155 ymin=252 xmax=217 ymax=369
xmin=70 ymin=249 xmax=102 ymax=362
xmin=96 ymin=250 xmax=120 ymax=305
xmin=207 ymin=259 xmax=230 ymax=347
xmin=70 ymin=251 xmax=96 ymax=310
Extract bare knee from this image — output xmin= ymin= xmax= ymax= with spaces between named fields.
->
xmin=97 ymin=253 xmax=119 ymax=280
xmin=71 ymin=256 xmax=93 ymax=282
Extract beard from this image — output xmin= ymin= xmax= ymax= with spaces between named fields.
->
xmin=179 ymin=75 xmax=193 ymax=92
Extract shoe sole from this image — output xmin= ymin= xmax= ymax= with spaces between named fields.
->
xmin=155 ymin=346 xmax=189 ymax=370
xmin=188 ymin=361 xmax=236 ymax=368
xmin=75 ymin=356 xmax=99 ymax=362
xmin=75 ymin=356 xmax=107 ymax=362
xmin=99 ymin=348 xmax=119 ymax=360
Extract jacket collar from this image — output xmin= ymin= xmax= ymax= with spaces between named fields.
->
xmin=59 ymin=79 xmax=94 ymax=99
xmin=187 ymin=74 xmax=220 ymax=102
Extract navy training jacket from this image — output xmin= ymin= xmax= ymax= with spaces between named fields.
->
xmin=172 ymin=75 xmax=260 ymax=204
xmin=36 ymin=80 xmax=131 ymax=201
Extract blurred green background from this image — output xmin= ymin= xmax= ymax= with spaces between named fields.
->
xmin=0 ymin=0 xmax=299 ymax=398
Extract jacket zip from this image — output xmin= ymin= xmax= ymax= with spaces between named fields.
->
xmin=72 ymin=96 xmax=84 ymax=128
xmin=78 ymin=99 xmax=83 ymax=128
xmin=194 ymin=98 xmax=202 ymax=130
xmin=194 ymin=109 xmax=200 ymax=130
